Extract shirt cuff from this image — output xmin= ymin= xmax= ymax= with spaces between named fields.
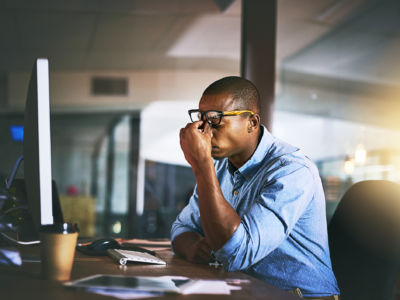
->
xmin=213 ymin=223 xmax=246 ymax=270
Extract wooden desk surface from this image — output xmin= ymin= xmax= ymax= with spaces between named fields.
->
xmin=0 ymin=245 xmax=298 ymax=300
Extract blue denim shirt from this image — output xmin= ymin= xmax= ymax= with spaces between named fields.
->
xmin=171 ymin=126 xmax=339 ymax=297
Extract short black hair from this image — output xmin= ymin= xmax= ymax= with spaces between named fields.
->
xmin=203 ymin=76 xmax=260 ymax=113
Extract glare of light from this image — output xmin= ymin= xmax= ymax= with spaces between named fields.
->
xmin=310 ymin=91 xmax=318 ymax=100
xmin=344 ymin=158 xmax=355 ymax=174
xmin=112 ymin=221 xmax=122 ymax=234
xmin=354 ymin=144 xmax=367 ymax=165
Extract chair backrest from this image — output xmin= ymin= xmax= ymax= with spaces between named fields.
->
xmin=328 ymin=180 xmax=400 ymax=300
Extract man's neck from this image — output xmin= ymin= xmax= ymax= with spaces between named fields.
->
xmin=228 ymin=128 xmax=262 ymax=169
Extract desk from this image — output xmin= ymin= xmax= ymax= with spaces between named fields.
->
xmin=0 ymin=245 xmax=298 ymax=300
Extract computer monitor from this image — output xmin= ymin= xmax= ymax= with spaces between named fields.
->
xmin=0 ymin=58 xmax=63 ymax=244
xmin=23 ymin=58 xmax=56 ymax=231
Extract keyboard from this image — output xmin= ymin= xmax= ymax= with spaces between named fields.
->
xmin=107 ymin=249 xmax=166 ymax=266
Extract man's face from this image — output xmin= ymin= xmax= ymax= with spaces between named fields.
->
xmin=199 ymin=93 xmax=251 ymax=161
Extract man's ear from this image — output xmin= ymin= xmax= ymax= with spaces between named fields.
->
xmin=248 ymin=114 xmax=260 ymax=133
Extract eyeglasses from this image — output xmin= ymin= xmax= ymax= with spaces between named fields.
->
xmin=188 ymin=109 xmax=254 ymax=126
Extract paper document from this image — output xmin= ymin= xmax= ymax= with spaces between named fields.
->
xmin=66 ymin=274 xmax=243 ymax=299
xmin=161 ymin=276 xmax=242 ymax=295
xmin=87 ymin=288 xmax=160 ymax=299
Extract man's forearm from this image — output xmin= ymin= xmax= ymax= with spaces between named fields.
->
xmin=193 ymin=158 xmax=241 ymax=250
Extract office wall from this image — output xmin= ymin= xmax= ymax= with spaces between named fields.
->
xmin=0 ymin=115 xmax=24 ymax=182
xmin=7 ymin=69 xmax=231 ymax=109
xmin=0 ymin=75 xmax=6 ymax=108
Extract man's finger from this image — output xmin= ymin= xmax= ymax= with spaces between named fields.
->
xmin=194 ymin=247 xmax=211 ymax=263
xmin=184 ymin=121 xmax=200 ymax=129
xmin=199 ymin=248 xmax=211 ymax=261
xmin=197 ymin=252 xmax=212 ymax=263
xmin=188 ymin=120 xmax=204 ymax=129
xmin=198 ymin=240 xmax=212 ymax=255
xmin=202 ymin=122 xmax=213 ymax=137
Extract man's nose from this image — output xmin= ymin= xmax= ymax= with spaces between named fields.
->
xmin=210 ymin=127 xmax=215 ymax=137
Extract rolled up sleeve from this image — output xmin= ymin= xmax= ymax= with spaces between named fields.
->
xmin=170 ymin=186 xmax=204 ymax=243
xmin=214 ymin=163 xmax=315 ymax=271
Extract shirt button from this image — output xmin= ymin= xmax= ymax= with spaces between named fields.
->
xmin=233 ymin=190 xmax=238 ymax=195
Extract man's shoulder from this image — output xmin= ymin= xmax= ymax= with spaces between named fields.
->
xmin=262 ymin=136 xmax=318 ymax=176
xmin=265 ymin=136 xmax=304 ymax=162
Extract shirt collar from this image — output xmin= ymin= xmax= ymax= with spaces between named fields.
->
xmin=227 ymin=126 xmax=274 ymax=180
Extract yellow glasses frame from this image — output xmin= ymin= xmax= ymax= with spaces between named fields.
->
xmin=188 ymin=109 xmax=254 ymax=126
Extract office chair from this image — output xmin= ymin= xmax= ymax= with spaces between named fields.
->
xmin=328 ymin=180 xmax=400 ymax=300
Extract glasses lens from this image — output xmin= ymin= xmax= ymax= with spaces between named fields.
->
xmin=189 ymin=111 xmax=201 ymax=122
xmin=205 ymin=111 xmax=221 ymax=125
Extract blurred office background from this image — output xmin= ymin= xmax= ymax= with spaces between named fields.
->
xmin=0 ymin=0 xmax=400 ymax=238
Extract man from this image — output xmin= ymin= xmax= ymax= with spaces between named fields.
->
xmin=171 ymin=76 xmax=340 ymax=299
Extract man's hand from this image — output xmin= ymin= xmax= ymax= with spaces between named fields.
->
xmin=172 ymin=232 xmax=212 ymax=264
xmin=179 ymin=121 xmax=213 ymax=168
xmin=186 ymin=238 xmax=213 ymax=264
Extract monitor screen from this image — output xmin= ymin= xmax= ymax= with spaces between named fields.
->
xmin=23 ymin=58 xmax=54 ymax=230
xmin=9 ymin=125 xmax=24 ymax=142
